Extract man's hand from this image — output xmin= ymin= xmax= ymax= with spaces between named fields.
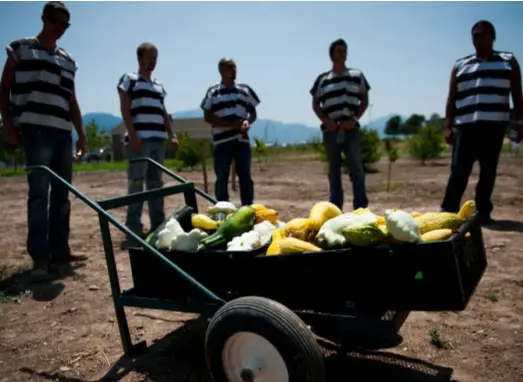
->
xmin=128 ymin=133 xmax=142 ymax=154
xmin=323 ymin=119 xmax=338 ymax=132
xmin=444 ymin=123 xmax=454 ymax=145
xmin=339 ymin=119 xmax=357 ymax=131
xmin=169 ymin=137 xmax=179 ymax=154
xmin=232 ymin=120 xmax=244 ymax=130
xmin=75 ymin=133 xmax=87 ymax=159
xmin=240 ymin=120 xmax=250 ymax=133
xmin=3 ymin=122 xmax=21 ymax=147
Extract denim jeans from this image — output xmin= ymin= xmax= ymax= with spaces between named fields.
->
xmin=322 ymin=129 xmax=368 ymax=210
xmin=125 ymin=138 xmax=166 ymax=239
xmin=213 ymin=139 xmax=254 ymax=206
xmin=21 ymin=126 xmax=73 ymax=262
xmin=441 ymin=124 xmax=506 ymax=218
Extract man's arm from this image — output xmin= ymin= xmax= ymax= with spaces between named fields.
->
xmin=354 ymin=72 xmax=371 ymax=120
xmin=244 ymin=85 xmax=260 ymax=125
xmin=200 ymin=88 xmax=234 ymax=128
xmin=310 ymin=75 xmax=331 ymax=125
xmin=0 ymin=54 xmax=16 ymax=129
xmin=69 ymin=83 xmax=85 ymax=139
xmin=445 ymin=65 xmax=458 ymax=129
xmin=162 ymin=105 xmax=175 ymax=139
xmin=510 ymin=57 xmax=523 ymax=121
xmin=117 ymin=74 xmax=137 ymax=136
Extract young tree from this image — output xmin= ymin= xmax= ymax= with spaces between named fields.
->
xmin=384 ymin=115 xmax=403 ymax=135
xmin=407 ymin=122 xmax=445 ymax=165
xmin=401 ymin=114 xmax=426 ymax=135
xmin=384 ymin=139 xmax=399 ymax=192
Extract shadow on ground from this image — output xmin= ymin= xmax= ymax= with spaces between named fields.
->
xmin=486 ymin=219 xmax=523 ymax=233
xmin=0 ymin=262 xmax=85 ymax=302
xmin=20 ymin=317 xmax=454 ymax=382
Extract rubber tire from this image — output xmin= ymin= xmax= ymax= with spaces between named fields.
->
xmin=205 ymin=296 xmax=325 ymax=382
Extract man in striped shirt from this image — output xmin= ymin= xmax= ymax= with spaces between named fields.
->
xmin=117 ymin=43 xmax=179 ymax=248
xmin=200 ymin=58 xmax=260 ymax=206
xmin=441 ymin=20 xmax=523 ymax=225
xmin=0 ymin=1 xmax=88 ymax=281
xmin=310 ymin=38 xmax=371 ymax=211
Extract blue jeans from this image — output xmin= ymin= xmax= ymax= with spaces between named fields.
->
xmin=213 ymin=139 xmax=254 ymax=206
xmin=322 ymin=129 xmax=368 ymax=210
xmin=21 ymin=126 xmax=73 ymax=262
xmin=125 ymin=138 xmax=166 ymax=238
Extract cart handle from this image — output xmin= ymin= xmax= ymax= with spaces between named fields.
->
xmin=129 ymin=157 xmax=218 ymax=205
xmin=24 ymin=165 xmax=226 ymax=304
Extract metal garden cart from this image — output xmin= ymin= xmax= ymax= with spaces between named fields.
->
xmin=26 ymin=158 xmax=488 ymax=382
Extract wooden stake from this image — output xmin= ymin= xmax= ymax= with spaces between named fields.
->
xmin=200 ymin=141 xmax=209 ymax=193
xmin=231 ymin=159 xmax=237 ymax=191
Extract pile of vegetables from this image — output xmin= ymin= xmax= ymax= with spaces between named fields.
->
xmin=152 ymin=201 xmax=286 ymax=253
xmin=265 ymin=199 xmax=477 ymax=256
xmin=149 ymin=198 xmax=476 ymax=256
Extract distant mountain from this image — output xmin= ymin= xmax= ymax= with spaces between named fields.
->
xmin=78 ymin=110 xmax=405 ymax=143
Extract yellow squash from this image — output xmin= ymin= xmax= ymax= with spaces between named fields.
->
xmin=266 ymin=228 xmax=284 ymax=256
xmin=415 ymin=200 xmax=476 ymax=234
xmin=308 ymin=201 xmax=342 ymax=231
xmin=280 ymin=237 xmax=322 ymax=255
xmin=421 ymin=228 xmax=453 ymax=242
xmin=282 ymin=218 xmax=314 ymax=241
xmin=251 ymin=204 xmax=279 ymax=224
xmin=191 ymin=214 xmax=219 ymax=231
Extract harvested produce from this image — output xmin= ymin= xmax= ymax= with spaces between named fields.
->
xmin=342 ymin=221 xmax=388 ymax=247
xmin=227 ymin=231 xmax=262 ymax=251
xmin=282 ymin=218 xmax=314 ymax=242
xmin=266 ymin=228 xmax=284 ymax=256
xmin=191 ymin=213 xmax=219 ymax=231
xmin=155 ymin=218 xmax=208 ymax=251
xmin=279 ymin=237 xmax=322 ymax=254
xmin=251 ymin=204 xmax=279 ymax=224
xmin=308 ymin=201 xmax=342 ymax=231
xmin=421 ymin=228 xmax=453 ymax=242
xmin=198 ymin=205 xmax=256 ymax=250
xmin=384 ymin=209 xmax=422 ymax=243
xmin=415 ymin=200 xmax=476 ymax=234
xmin=316 ymin=211 xmax=377 ymax=248
xmin=207 ymin=201 xmax=237 ymax=215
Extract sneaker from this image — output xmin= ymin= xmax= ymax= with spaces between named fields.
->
xmin=120 ymin=230 xmax=149 ymax=250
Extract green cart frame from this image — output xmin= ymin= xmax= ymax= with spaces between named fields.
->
xmin=26 ymin=157 xmax=487 ymax=382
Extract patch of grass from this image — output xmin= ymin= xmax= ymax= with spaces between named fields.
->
xmin=429 ymin=328 xmax=450 ymax=349
xmin=487 ymin=293 xmax=498 ymax=302
xmin=380 ymin=180 xmax=402 ymax=192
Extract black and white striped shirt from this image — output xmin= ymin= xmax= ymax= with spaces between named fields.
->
xmin=117 ymin=72 xmax=168 ymax=140
xmin=6 ymin=37 xmax=77 ymax=131
xmin=200 ymin=82 xmax=260 ymax=145
xmin=453 ymin=51 xmax=514 ymax=128
xmin=310 ymin=69 xmax=371 ymax=130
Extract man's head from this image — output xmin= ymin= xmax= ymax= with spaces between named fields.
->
xmin=41 ymin=1 xmax=70 ymax=40
xmin=218 ymin=58 xmax=236 ymax=82
xmin=137 ymin=43 xmax=158 ymax=73
xmin=329 ymin=38 xmax=347 ymax=64
xmin=471 ymin=20 xmax=496 ymax=54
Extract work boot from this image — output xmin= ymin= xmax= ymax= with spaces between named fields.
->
xmin=31 ymin=260 xmax=52 ymax=283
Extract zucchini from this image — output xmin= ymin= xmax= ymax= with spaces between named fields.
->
xmin=197 ymin=206 xmax=256 ymax=250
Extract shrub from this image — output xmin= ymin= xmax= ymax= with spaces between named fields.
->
xmin=407 ymin=123 xmax=445 ymax=165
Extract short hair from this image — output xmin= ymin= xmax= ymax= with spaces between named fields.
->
xmin=471 ymin=20 xmax=496 ymax=40
xmin=329 ymin=38 xmax=347 ymax=57
xmin=136 ymin=43 xmax=157 ymax=59
xmin=218 ymin=57 xmax=235 ymax=71
xmin=42 ymin=1 xmax=70 ymax=19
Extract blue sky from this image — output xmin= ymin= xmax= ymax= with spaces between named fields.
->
xmin=1 ymin=1 xmax=522 ymax=127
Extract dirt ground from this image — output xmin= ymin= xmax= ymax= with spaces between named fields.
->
xmin=1 ymin=153 xmax=522 ymax=382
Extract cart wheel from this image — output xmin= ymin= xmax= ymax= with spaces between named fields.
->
xmin=205 ymin=296 xmax=325 ymax=382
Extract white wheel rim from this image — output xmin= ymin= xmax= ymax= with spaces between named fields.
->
xmin=222 ymin=331 xmax=290 ymax=382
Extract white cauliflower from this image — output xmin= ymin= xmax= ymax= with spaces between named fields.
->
xmin=384 ymin=209 xmax=422 ymax=243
